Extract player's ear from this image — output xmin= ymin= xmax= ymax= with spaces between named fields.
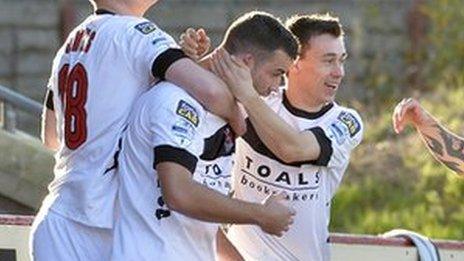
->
xmin=290 ymin=58 xmax=302 ymax=74
xmin=242 ymin=53 xmax=255 ymax=68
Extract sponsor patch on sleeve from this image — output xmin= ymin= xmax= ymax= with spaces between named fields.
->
xmin=337 ymin=111 xmax=361 ymax=137
xmin=134 ymin=21 xmax=157 ymax=35
xmin=171 ymin=119 xmax=195 ymax=147
xmin=328 ymin=121 xmax=349 ymax=145
xmin=176 ymin=100 xmax=199 ymax=127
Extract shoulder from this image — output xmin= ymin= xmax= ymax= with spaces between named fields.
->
xmin=327 ymin=104 xmax=363 ymax=146
xmin=122 ymin=18 xmax=171 ymax=40
xmin=95 ymin=16 xmax=162 ymax=41
xmin=145 ymin=82 xmax=205 ymax=126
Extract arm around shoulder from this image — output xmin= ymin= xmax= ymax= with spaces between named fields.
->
xmin=165 ymin=58 xmax=245 ymax=135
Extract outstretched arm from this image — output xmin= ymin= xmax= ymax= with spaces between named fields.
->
xmin=393 ymin=98 xmax=464 ymax=176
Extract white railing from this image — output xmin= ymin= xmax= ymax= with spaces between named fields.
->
xmin=1 ymin=215 xmax=463 ymax=261
xmin=0 ymin=85 xmax=42 ymax=133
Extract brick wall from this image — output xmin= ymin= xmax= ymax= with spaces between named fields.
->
xmin=0 ymin=0 xmax=415 ymax=135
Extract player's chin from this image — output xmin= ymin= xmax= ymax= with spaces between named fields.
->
xmin=323 ymin=94 xmax=336 ymax=104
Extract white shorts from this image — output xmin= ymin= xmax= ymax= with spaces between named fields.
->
xmin=30 ymin=207 xmax=112 ymax=261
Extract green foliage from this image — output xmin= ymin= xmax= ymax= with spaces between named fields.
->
xmin=420 ymin=0 xmax=464 ymax=88
xmin=330 ymin=0 xmax=464 ymax=240
xmin=332 ymin=87 xmax=464 ymax=240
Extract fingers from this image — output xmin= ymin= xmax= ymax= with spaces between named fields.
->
xmin=197 ymin=28 xmax=207 ymax=40
xmin=217 ymin=49 xmax=234 ymax=79
xmin=271 ymin=216 xmax=294 ymax=237
xmin=272 ymin=191 xmax=288 ymax=201
xmin=393 ymin=98 xmax=409 ymax=133
xmin=212 ymin=49 xmax=235 ymax=82
xmin=211 ymin=50 xmax=225 ymax=78
xmin=179 ymin=28 xmax=200 ymax=59
xmin=186 ymin=28 xmax=199 ymax=47
xmin=229 ymin=53 xmax=248 ymax=68
xmin=392 ymin=99 xmax=405 ymax=134
xmin=220 ymin=49 xmax=235 ymax=69
xmin=393 ymin=97 xmax=422 ymax=133
xmin=196 ymin=28 xmax=211 ymax=54
xmin=398 ymin=98 xmax=412 ymax=120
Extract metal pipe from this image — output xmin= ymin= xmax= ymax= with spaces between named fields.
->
xmin=0 ymin=85 xmax=42 ymax=117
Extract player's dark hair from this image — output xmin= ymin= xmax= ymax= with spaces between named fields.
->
xmin=286 ymin=13 xmax=344 ymax=57
xmin=223 ymin=11 xmax=298 ymax=60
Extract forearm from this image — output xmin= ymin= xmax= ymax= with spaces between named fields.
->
xmin=216 ymin=228 xmax=244 ymax=261
xmin=242 ymin=96 xmax=320 ymax=162
xmin=417 ymin=121 xmax=464 ymax=176
xmin=165 ymin=58 xmax=237 ymax=122
xmin=170 ymin=179 xmax=263 ymax=224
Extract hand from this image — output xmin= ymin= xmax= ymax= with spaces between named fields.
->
xmin=210 ymin=48 xmax=259 ymax=103
xmin=392 ymin=98 xmax=433 ymax=133
xmin=258 ymin=192 xmax=295 ymax=237
xmin=179 ymin=28 xmax=211 ymax=61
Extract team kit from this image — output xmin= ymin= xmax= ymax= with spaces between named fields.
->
xmin=31 ymin=1 xmax=362 ymax=260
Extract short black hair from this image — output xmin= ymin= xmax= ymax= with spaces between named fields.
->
xmin=286 ymin=13 xmax=344 ymax=55
xmin=223 ymin=11 xmax=299 ymax=60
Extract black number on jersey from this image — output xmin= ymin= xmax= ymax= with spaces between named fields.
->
xmin=205 ymin=163 xmax=222 ymax=176
xmin=154 ymin=180 xmax=171 ymax=220
xmin=155 ymin=196 xmax=171 ymax=220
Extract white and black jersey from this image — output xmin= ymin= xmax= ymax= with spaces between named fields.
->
xmin=228 ymin=89 xmax=363 ymax=261
xmin=41 ymin=10 xmax=186 ymax=228
xmin=112 ymin=82 xmax=234 ymax=261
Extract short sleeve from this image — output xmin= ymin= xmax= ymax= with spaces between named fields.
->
xmin=44 ymin=89 xmax=54 ymax=110
xmin=149 ymin=90 xmax=205 ymax=173
xmin=44 ymin=64 xmax=59 ymax=111
xmin=306 ymin=109 xmax=363 ymax=169
xmin=124 ymin=20 xmax=186 ymax=80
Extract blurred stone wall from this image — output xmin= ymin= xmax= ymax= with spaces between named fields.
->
xmin=0 ymin=0 xmax=416 ymax=135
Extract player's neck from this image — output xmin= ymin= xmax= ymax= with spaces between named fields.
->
xmin=95 ymin=1 xmax=149 ymax=17
xmin=286 ymin=82 xmax=325 ymax=113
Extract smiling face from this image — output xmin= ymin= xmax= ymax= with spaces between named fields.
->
xmin=291 ymin=33 xmax=346 ymax=105
xmin=249 ymin=49 xmax=294 ymax=96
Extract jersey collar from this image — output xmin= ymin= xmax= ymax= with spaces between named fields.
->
xmin=282 ymin=90 xmax=334 ymax=119
xmin=95 ymin=9 xmax=116 ymax=15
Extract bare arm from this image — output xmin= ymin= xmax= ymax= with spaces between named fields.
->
xmin=211 ymin=49 xmax=321 ymax=163
xmin=241 ymin=95 xmax=321 ymax=163
xmin=157 ymin=161 xmax=294 ymax=236
xmin=393 ymin=98 xmax=464 ymax=176
xmin=419 ymin=123 xmax=464 ymax=176
xmin=216 ymin=228 xmax=244 ymax=261
xmin=41 ymin=107 xmax=59 ymax=151
xmin=165 ymin=58 xmax=245 ymax=136
xmin=179 ymin=33 xmax=321 ymax=162
xmin=176 ymin=28 xmax=245 ymax=134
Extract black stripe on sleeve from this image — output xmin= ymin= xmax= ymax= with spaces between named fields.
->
xmin=151 ymin=48 xmax=188 ymax=80
xmin=243 ymin=119 xmax=314 ymax=166
xmin=45 ymin=89 xmax=54 ymax=111
xmin=153 ymin=145 xmax=198 ymax=173
xmin=308 ymin=127 xmax=333 ymax=166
